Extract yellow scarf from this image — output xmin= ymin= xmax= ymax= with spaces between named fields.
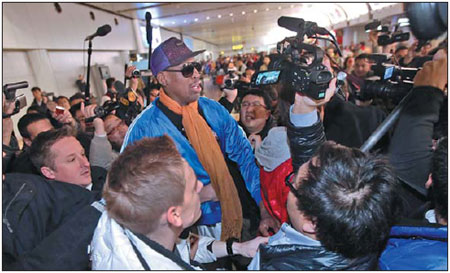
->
xmin=159 ymin=91 xmax=243 ymax=240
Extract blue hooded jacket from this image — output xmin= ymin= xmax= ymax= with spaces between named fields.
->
xmin=122 ymin=97 xmax=261 ymax=225
xmin=379 ymin=224 xmax=447 ymax=270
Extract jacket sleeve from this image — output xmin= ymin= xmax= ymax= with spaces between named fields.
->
xmin=287 ymin=112 xmax=326 ymax=172
xmin=89 ymin=134 xmax=118 ymax=170
xmin=388 ymin=86 xmax=444 ymax=196
xmin=218 ymin=104 xmax=261 ymax=204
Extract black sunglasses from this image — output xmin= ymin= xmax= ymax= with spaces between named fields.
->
xmin=165 ymin=62 xmax=202 ymax=78
xmin=285 ymin=171 xmax=296 ymax=193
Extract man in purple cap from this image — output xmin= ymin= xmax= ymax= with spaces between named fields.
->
xmin=121 ymin=37 xmax=277 ymax=266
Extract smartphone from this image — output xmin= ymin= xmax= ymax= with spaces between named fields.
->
xmin=251 ymin=70 xmax=282 ymax=86
xmin=55 ymin=106 xmax=65 ymax=115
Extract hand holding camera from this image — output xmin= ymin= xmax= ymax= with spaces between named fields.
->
xmin=413 ymin=54 xmax=447 ymax=91
xmin=81 ymin=102 xmax=106 ymax=135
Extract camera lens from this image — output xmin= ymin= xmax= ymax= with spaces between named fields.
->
xmin=132 ymin=69 xmax=141 ymax=77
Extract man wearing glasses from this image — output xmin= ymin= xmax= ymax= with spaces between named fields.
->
xmin=238 ymin=90 xmax=275 ymax=151
xmin=122 ymin=37 xmax=273 ymax=267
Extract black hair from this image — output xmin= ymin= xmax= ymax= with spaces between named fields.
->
xmin=69 ymin=102 xmax=82 ymax=118
xmin=69 ymin=92 xmax=85 ymax=103
xmin=18 ymin=113 xmax=49 ymax=139
xmin=31 ymin=87 xmax=41 ymax=92
xmin=431 ymin=137 xmax=447 ymax=222
xmin=294 ymin=141 xmax=401 ymax=258
xmin=26 ymin=105 xmax=42 ymax=114
xmin=395 ymin=45 xmax=408 ymax=53
xmin=355 ymin=53 xmax=370 ymax=62
xmin=56 ymin=96 xmax=69 ymax=102
xmin=241 ymin=88 xmax=273 ymax=112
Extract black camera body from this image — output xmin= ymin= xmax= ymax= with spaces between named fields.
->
xmin=3 ymin=81 xmax=29 ymax=118
xmin=358 ymin=54 xmax=419 ymax=102
xmin=258 ymin=17 xmax=337 ymax=100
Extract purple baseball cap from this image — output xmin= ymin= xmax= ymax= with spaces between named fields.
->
xmin=150 ymin=37 xmax=205 ymax=76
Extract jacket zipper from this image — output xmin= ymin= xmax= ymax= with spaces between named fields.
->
xmin=2 ymin=182 xmax=26 ymax=233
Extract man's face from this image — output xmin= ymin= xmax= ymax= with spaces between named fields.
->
xmin=263 ymin=57 xmax=271 ymax=65
xmin=74 ymin=110 xmax=86 ymax=132
xmin=32 ymin=90 xmax=42 ymax=101
xmin=286 ymin=159 xmax=316 ymax=239
xmin=160 ymin=57 xmax=202 ymax=106
xmin=354 ymin=58 xmax=371 ymax=78
xmin=104 ymin=115 xmax=128 ymax=150
xmin=240 ymin=94 xmax=270 ymax=134
xmin=57 ymin=98 xmax=71 ymax=110
xmin=27 ymin=119 xmax=54 ymax=142
xmin=395 ymin=49 xmax=408 ymax=59
xmin=180 ymin=160 xmax=203 ymax=228
xmin=47 ymin=136 xmax=91 ymax=187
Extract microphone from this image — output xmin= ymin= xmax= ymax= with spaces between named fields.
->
xmin=85 ymin=24 xmax=112 ymax=41
xmin=278 ymin=16 xmax=305 ymax=33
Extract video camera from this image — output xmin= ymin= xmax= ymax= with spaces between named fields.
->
xmin=358 ymin=54 xmax=419 ymax=101
xmin=3 ymin=81 xmax=29 ymax=118
xmin=365 ymin=20 xmax=410 ymax=46
xmin=250 ymin=16 xmax=339 ymax=100
xmin=86 ymin=80 xmax=142 ymax=126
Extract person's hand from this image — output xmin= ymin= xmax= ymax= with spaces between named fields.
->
xmin=52 ymin=108 xmax=76 ymax=127
xmin=292 ymin=77 xmax=337 ymax=114
xmin=2 ymin=117 xmax=14 ymax=146
xmin=223 ymin=88 xmax=238 ymax=104
xmin=81 ymin=102 xmax=105 ymax=135
xmin=126 ymin=65 xmax=139 ymax=91
xmin=233 ymin=236 xmax=269 ymax=258
xmin=248 ymin=134 xmax=262 ymax=150
xmin=258 ymin=202 xmax=281 ymax=236
xmin=42 ymin=95 xmax=49 ymax=104
xmin=368 ymin=30 xmax=379 ymax=45
xmin=199 ymin=184 xmax=219 ymax=203
xmin=413 ymin=57 xmax=447 ymax=91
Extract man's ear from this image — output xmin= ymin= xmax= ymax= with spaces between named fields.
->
xmin=157 ymin=72 xmax=168 ymax=87
xmin=302 ymin=219 xmax=317 ymax=235
xmin=40 ymin=166 xmax=55 ymax=180
xmin=166 ymin=206 xmax=183 ymax=228
xmin=23 ymin=137 xmax=32 ymax=147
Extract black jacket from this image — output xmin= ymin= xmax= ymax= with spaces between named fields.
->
xmin=259 ymin=243 xmax=378 ymax=270
xmin=2 ymin=173 xmax=102 ymax=270
xmin=323 ymin=95 xmax=387 ymax=151
xmin=287 ymin=113 xmax=326 ymax=172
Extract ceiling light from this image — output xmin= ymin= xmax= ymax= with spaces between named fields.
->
xmin=242 ymin=11 xmax=246 ymax=15
xmin=290 ymin=4 xmax=294 ymax=8
xmin=253 ymin=9 xmax=258 ymax=13
xmin=229 ymin=13 xmax=233 ymax=16
xmin=194 ymin=18 xmax=198 ymax=22
xmin=265 ymin=8 xmax=269 ymax=11
xmin=206 ymin=16 xmax=210 ymax=20
xmin=218 ymin=14 xmax=222 ymax=18
xmin=172 ymin=21 xmax=175 ymax=24
xmin=184 ymin=20 xmax=187 ymax=23
xmin=161 ymin=23 xmax=164 ymax=26
xmin=278 ymin=6 xmax=282 ymax=10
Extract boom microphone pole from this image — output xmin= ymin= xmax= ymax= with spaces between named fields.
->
xmin=84 ymin=24 xmax=112 ymax=104
xmin=145 ymin=11 xmax=153 ymax=107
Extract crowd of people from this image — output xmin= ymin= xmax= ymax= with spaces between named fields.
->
xmin=2 ymin=30 xmax=447 ymax=271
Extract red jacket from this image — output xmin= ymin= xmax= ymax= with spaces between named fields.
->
xmin=260 ymin=158 xmax=292 ymax=224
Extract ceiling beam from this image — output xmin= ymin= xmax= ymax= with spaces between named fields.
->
xmin=117 ymin=3 xmax=172 ymax=13
xmin=78 ymin=3 xmax=134 ymax=20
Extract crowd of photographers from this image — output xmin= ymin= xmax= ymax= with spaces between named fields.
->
xmin=2 ymin=24 xmax=447 ymax=271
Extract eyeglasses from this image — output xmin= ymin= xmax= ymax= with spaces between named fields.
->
xmin=285 ymin=171 xmax=296 ymax=193
xmin=241 ymin=101 xmax=267 ymax=109
xmin=165 ymin=62 xmax=202 ymax=78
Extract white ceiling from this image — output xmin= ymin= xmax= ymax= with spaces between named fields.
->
xmin=85 ymin=2 xmax=404 ymax=48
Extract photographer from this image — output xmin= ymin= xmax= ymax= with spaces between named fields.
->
xmin=388 ymin=52 xmax=447 ymax=217
xmin=2 ymin=94 xmax=20 ymax=172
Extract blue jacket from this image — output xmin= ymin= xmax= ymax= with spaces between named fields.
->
xmin=122 ymin=97 xmax=261 ymax=225
xmin=379 ymin=224 xmax=447 ymax=270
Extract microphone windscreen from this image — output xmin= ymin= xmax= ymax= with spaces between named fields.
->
xmin=278 ymin=16 xmax=305 ymax=32
xmin=97 ymin=24 xmax=112 ymax=37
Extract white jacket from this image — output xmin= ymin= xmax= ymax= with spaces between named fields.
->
xmin=91 ymin=211 xmax=217 ymax=270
